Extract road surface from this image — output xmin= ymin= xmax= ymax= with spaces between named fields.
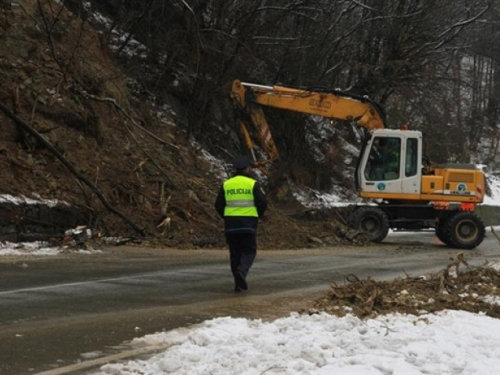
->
xmin=0 ymin=231 xmax=499 ymax=374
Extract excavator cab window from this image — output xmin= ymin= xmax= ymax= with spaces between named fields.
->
xmin=365 ymin=137 xmax=401 ymax=181
xmin=405 ymin=138 xmax=418 ymax=177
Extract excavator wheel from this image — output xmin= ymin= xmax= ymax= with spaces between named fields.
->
xmin=435 ymin=219 xmax=453 ymax=246
xmin=443 ymin=211 xmax=485 ymax=249
xmin=350 ymin=207 xmax=389 ymax=243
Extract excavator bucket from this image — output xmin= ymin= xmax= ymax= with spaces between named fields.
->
xmin=231 ymin=80 xmax=279 ymax=165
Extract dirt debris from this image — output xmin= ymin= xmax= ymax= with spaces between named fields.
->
xmin=0 ymin=1 xmax=360 ymax=249
xmin=310 ymin=254 xmax=500 ymax=319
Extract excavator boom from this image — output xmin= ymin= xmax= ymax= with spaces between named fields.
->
xmin=231 ymin=80 xmax=387 ymax=164
xmin=239 ymin=81 xmax=386 ymax=128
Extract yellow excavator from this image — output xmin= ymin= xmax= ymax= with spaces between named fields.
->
xmin=230 ymin=79 xmax=486 ymax=249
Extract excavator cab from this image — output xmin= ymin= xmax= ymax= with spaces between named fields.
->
xmin=364 ymin=136 xmax=402 ymax=181
xmin=358 ymin=129 xmax=422 ymax=198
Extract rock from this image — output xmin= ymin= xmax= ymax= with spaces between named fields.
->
xmin=307 ymin=235 xmax=323 ymax=244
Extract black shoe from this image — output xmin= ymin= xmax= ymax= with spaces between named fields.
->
xmin=234 ymin=285 xmax=243 ymax=293
xmin=235 ymin=271 xmax=248 ymax=290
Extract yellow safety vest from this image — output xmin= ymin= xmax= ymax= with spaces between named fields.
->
xmin=223 ymin=176 xmax=258 ymax=217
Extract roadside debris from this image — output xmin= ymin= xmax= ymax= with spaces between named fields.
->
xmin=64 ymin=225 xmax=93 ymax=248
xmin=64 ymin=225 xmax=141 ymax=247
xmin=312 ymin=253 xmax=500 ymax=319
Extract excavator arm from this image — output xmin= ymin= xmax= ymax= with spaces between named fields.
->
xmin=230 ymin=79 xmax=387 ymax=165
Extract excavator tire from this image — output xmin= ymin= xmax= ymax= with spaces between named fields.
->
xmin=350 ymin=207 xmax=389 ymax=243
xmin=443 ymin=211 xmax=485 ymax=250
xmin=435 ymin=219 xmax=453 ymax=246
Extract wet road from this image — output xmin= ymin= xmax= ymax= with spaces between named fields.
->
xmin=0 ymin=232 xmax=499 ymax=374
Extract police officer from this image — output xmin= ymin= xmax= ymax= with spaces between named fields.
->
xmin=214 ymin=156 xmax=267 ymax=292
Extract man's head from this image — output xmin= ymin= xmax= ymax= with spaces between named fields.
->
xmin=377 ymin=137 xmax=387 ymax=148
xmin=232 ymin=156 xmax=251 ymax=173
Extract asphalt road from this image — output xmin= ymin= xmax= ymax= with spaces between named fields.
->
xmin=0 ymin=231 xmax=499 ymax=375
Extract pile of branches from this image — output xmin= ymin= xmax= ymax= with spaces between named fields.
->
xmin=312 ymin=253 xmax=500 ymax=319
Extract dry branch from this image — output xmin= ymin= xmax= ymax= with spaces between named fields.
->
xmin=81 ymin=92 xmax=179 ymax=150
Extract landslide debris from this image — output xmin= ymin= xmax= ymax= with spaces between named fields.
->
xmin=0 ymin=2 xmax=355 ymax=249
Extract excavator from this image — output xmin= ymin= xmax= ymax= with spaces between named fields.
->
xmin=230 ymin=79 xmax=486 ymax=249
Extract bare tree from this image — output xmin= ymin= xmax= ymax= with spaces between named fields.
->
xmin=89 ymin=0 xmax=495 ymax=181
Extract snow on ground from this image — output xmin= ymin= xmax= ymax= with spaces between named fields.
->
xmin=197 ymin=145 xmax=230 ymax=181
xmin=0 ymin=241 xmax=102 ymax=256
xmin=291 ymin=183 xmax=359 ymax=208
xmin=0 ymin=193 xmax=67 ymax=207
xmin=0 ymin=241 xmax=65 ymax=256
xmin=484 ymin=172 xmax=500 ymax=206
xmin=89 ymin=168 xmax=500 ymax=375
xmin=95 ymin=309 xmax=500 ymax=375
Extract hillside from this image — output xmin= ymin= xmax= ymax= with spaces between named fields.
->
xmin=0 ymin=1 xmax=353 ymax=249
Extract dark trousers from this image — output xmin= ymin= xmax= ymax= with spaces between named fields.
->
xmin=226 ymin=233 xmax=257 ymax=280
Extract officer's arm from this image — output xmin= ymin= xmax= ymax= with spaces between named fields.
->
xmin=214 ymin=185 xmax=226 ymax=218
xmin=253 ymin=182 xmax=268 ymax=218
